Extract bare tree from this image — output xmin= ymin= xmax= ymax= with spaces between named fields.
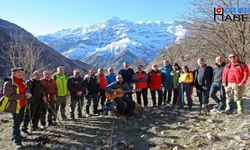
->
xmin=0 ymin=32 xmax=45 ymax=78
xmin=186 ymin=0 xmax=250 ymax=63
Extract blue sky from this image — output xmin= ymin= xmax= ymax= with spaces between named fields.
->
xmin=0 ymin=0 xmax=189 ymax=35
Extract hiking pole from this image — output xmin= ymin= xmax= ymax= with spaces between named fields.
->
xmin=79 ymin=95 xmax=82 ymax=118
xmin=28 ymin=104 xmax=33 ymax=138
xmin=43 ymin=99 xmax=63 ymax=126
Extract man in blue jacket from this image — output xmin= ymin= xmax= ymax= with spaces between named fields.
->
xmin=160 ymin=60 xmax=173 ymax=105
xmin=106 ymin=67 xmax=116 ymax=85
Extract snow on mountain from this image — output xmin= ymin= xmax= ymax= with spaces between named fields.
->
xmin=37 ymin=17 xmax=187 ymax=69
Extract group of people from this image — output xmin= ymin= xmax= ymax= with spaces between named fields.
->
xmin=0 ymin=53 xmax=249 ymax=149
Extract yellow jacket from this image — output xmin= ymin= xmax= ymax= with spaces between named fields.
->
xmin=179 ymin=72 xmax=193 ymax=84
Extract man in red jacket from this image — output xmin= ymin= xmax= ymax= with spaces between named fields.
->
xmin=222 ymin=54 xmax=249 ymax=115
xmin=132 ymin=65 xmax=148 ymax=107
xmin=148 ymin=64 xmax=163 ymax=106
xmin=97 ymin=68 xmax=107 ymax=111
xmin=41 ymin=71 xmax=57 ymax=126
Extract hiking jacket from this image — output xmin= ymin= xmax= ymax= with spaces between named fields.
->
xmin=84 ymin=74 xmax=99 ymax=95
xmin=179 ymin=72 xmax=193 ymax=84
xmin=1 ymin=77 xmax=26 ymax=113
xmin=52 ymin=73 xmax=68 ymax=96
xmin=106 ymin=73 xmax=116 ymax=85
xmin=118 ymin=68 xmax=135 ymax=85
xmin=68 ymin=76 xmax=86 ymax=99
xmin=26 ymin=79 xmax=44 ymax=103
xmin=132 ymin=71 xmax=148 ymax=89
xmin=170 ymin=70 xmax=181 ymax=89
xmin=160 ymin=64 xmax=173 ymax=89
xmin=148 ymin=70 xmax=162 ymax=91
xmin=41 ymin=78 xmax=57 ymax=102
xmin=194 ymin=65 xmax=213 ymax=90
xmin=222 ymin=61 xmax=249 ymax=85
xmin=212 ymin=62 xmax=226 ymax=84
xmin=98 ymin=73 xmax=107 ymax=90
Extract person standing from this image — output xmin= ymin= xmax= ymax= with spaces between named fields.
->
xmin=41 ymin=71 xmax=57 ymax=126
xmin=209 ymin=56 xmax=226 ymax=111
xmin=194 ymin=58 xmax=213 ymax=113
xmin=119 ymin=62 xmax=135 ymax=99
xmin=179 ymin=66 xmax=193 ymax=110
xmin=1 ymin=68 xmax=32 ymax=149
xmin=106 ymin=67 xmax=116 ymax=85
xmin=22 ymin=70 xmax=45 ymax=132
xmin=170 ymin=63 xmax=181 ymax=108
xmin=84 ymin=69 xmax=100 ymax=116
xmin=132 ymin=64 xmax=148 ymax=107
xmin=148 ymin=64 xmax=163 ymax=106
xmin=97 ymin=68 xmax=107 ymax=110
xmin=222 ymin=54 xmax=249 ymax=115
xmin=68 ymin=69 xmax=86 ymax=120
xmin=52 ymin=66 xmax=68 ymax=120
xmin=160 ymin=60 xmax=173 ymax=105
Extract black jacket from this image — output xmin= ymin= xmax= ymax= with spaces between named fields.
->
xmin=194 ymin=65 xmax=213 ymax=90
xmin=26 ymin=79 xmax=44 ymax=103
xmin=118 ymin=68 xmax=135 ymax=84
xmin=68 ymin=76 xmax=86 ymax=99
xmin=84 ymin=75 xmax=99 ymax=95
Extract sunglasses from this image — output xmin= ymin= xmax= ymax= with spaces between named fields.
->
xmin=229 ymin=56 xmax=236 ymax=58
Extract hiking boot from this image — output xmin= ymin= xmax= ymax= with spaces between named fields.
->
xmin=40 ymin=125 xmax=46 ymax=130
xmin=20 ymin=132 xmax=28 ymax=138
xmin=167 ymin=100 xmax=171 ymax=104
xmin=222 ymin=109 xmax=232 ymax=115
xmin=236 ymin=101 xmax=244 ymax=114
xmin=14 ymin=143 xmax=23 ymax=150
xmin=21 ymin=128 xmax=29 ymax=134
xmin=70 ymin=117 xmax=76 ymax=121
xmin=78 ymin=114 xmax=83 ymax=118
xmin=62 ymin=117 xmax=69 ymax=121
xmin=178 ymin=109 xmax=184 ymax=113
xmin=48 ymin=122 xmax=56 ymax=126
xmin=33 ymin=126 xmax=44 ymax=131
xmin=202 ymin=104 xmax=209 ymax=114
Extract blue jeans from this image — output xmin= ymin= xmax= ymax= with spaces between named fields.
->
xmin=12 ymin=107 xmax=25 ymax=145
xmin=209 ymin=83 xmax=226 ymax=110
xmin=179 ymin=83 xmax=192 ymax=109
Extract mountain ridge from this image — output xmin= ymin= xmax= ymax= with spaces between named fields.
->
xmin=38 ymin=17 xmax=187 ymax=69
xmin=0 ymin=18 xmax=92 ymax=77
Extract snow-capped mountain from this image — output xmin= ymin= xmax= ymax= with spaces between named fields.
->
xmin=37 ymin=17 xmax=187 ymax=69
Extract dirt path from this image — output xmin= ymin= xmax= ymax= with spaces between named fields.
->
xmin=0 ymin=98 xmax=250 ymax=150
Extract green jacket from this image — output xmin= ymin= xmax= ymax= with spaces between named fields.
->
xmin=170 ymin=70 xmax=180 ymax=89
xmin=52 ymin=73 xmax=68 ymax=96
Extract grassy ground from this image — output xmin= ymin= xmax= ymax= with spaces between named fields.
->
xmin=0 ymin=97 xmax=250 ymax=150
